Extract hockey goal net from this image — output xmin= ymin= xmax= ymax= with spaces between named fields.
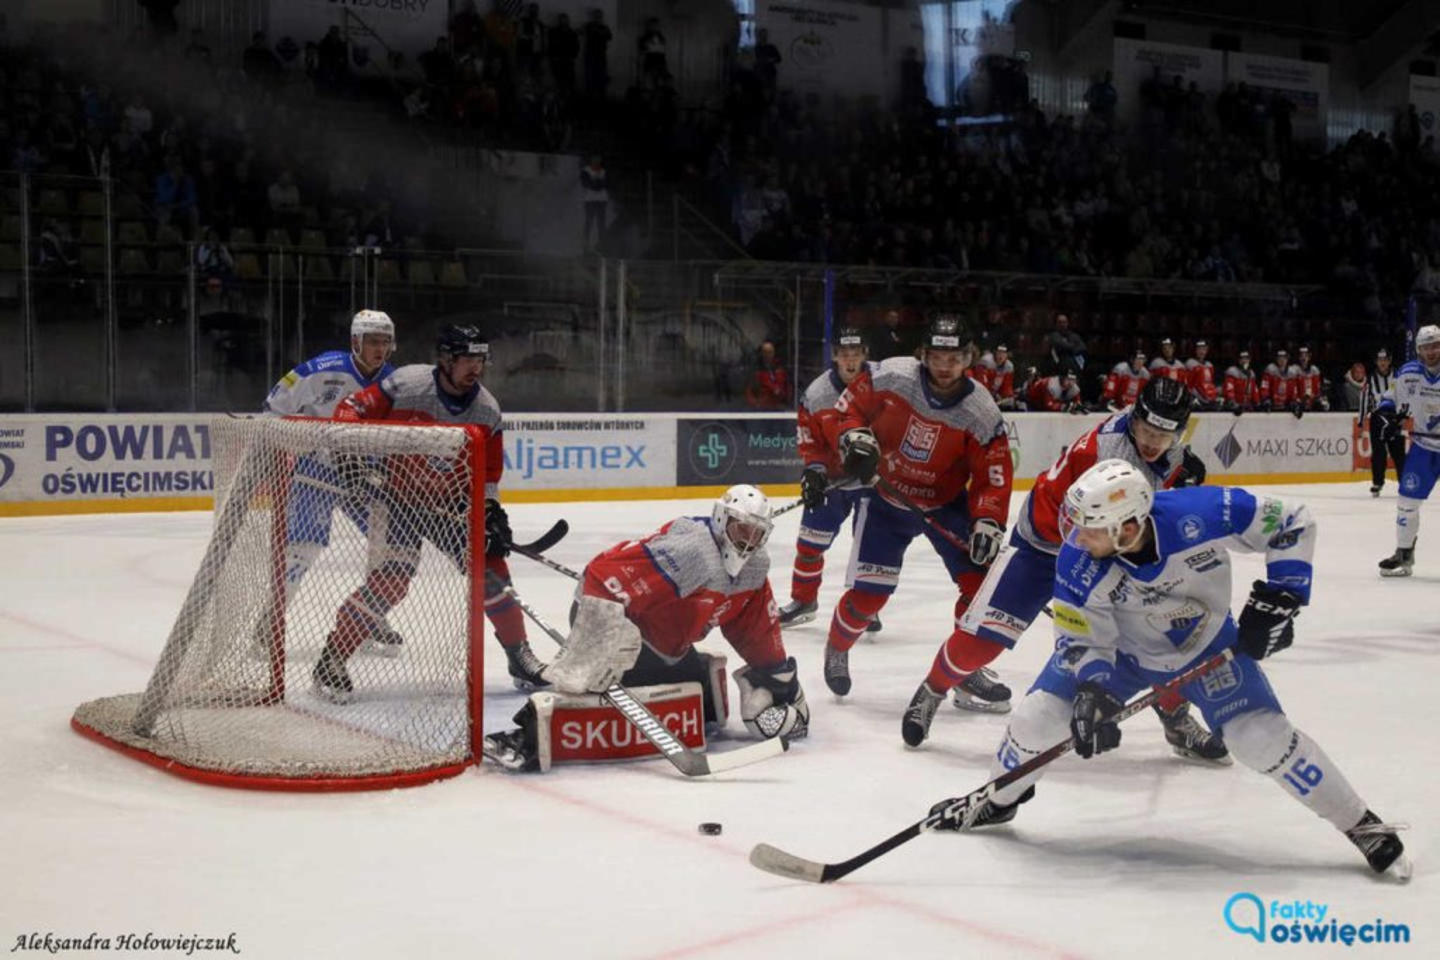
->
xmin=71 ymin=416 xmax=487 ymax=790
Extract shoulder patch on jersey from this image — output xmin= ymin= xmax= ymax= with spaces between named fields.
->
xmin=1258 ymin=496 xmax=1284 ymax=537
xmin=1051 ymin=601 xmax=1091 ymax=636
xmin=280 ymin=371 xmax=298 ymax=388
xmin=1178 ymin=514 xmax=1206 ymax=542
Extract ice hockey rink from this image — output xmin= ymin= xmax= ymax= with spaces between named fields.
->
xmin=1 ymin=483 xmax=1434 ymax=960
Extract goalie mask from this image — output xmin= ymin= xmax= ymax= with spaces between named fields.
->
xmin=710 ymin=484 xmax=773 ymax=578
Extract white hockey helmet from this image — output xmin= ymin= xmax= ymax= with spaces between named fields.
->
xmin=711 ymin=484 xmax=773 ymax=578
xmin=1417 ymin=324 xmax=1440 ymax=368
xmin=351 ymin=308 xmax=395 ymax=340
xmin=1062 ymin=459 xmax=1153 ymax=551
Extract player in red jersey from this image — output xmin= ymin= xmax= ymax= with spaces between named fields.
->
xmin=480 ymin=484 xmax=809 ymax=771
xmin=899 ymin=377 xmax=1228 ymax=764
xmin=1261 ymin=348 xmax=1298 ymax=412
xmin=1292 ymin=345 xmax=1328 ymax=413
xmin=1148 ymin=337 xmax=1186 ymax=381
xmin=1223 ymin=349 xmax=1261 ymax=413
xmin=311 ymin=325 xmax=548 ymax=702
xmin=815 ymin=315 xmax=1013 ymax=702
xmin=1184 ymin=339 xmax=1219 ymax=410
xmin=1103 ymin=349 xmax=1150 ymax=409
xmin=973 ymin=343 xmax=1017 ymax=409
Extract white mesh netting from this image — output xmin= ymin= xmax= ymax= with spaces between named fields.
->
xmin=72 ymin=417 xmax=484 ymax=787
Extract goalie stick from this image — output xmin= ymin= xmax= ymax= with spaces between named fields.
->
xmin=749 ymin=648 xmax=1236 ymax=883
xmin=486 ymin=573 xmax=787 ymax=776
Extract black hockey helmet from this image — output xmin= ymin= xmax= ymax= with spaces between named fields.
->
xmin=436 ymin=324 xmax=489 ymax=359
xmin=924 ymin=314 xmax=971 ymax=352
xmin=1133 ymin=376 xmax=1191 ymax=433
xmin=832 ymin=325 xmax=868 ymax=350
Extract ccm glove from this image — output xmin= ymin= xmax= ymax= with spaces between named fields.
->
xmin=968 ymin=518 xmax=1005 ymax=567
xmin=1374 ymin=408 xmax=1404 ymax=445
xmin=800 ymin=468 xmax=830 ymax=510
xmin=484 ymin=498 xmax=512 ymax=558
xmin=1236 ymin=580 xmax=1301 ymax=660
xmin=1172 ymin=446 xmax=1207 ymax=488
xmin=839 ymin=428 xmax=881 ymax=484
xmin=1071 ymin=680 xmax=1124 ymax=759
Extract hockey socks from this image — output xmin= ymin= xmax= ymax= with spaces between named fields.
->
xmin=789 ymin=543 xmax=825 ymax=606
xmin=926 ymin=628 xmax=1007 ymax=693
xmin=826 ymin=590 xmax=886 ymax=652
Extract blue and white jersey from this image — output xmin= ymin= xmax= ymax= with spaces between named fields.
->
xmin=263 ymin=350 xmax=393 ymax=418
xmin=1051 ymin=486 xmax=1314 ymax=680
xmin=1379 ymin=360 xmax=1440 ymax=454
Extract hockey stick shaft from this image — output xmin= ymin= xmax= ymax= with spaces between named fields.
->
xmin=874 ymin=475 xmax=972 ymax=553
xmin=750 ymin=648 xmax=1236 ymax=883
xmin=487 ymin=573 xmax=786 ymax=777
xmin=771 ymin=479 xmax=851 ymax=519
xmin=512 ymin=544 xmax=583 ymax=581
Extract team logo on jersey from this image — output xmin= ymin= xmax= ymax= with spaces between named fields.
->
xmin=900 ymin=416 xmax=941 ymax=463
xmin=1403 ymin=472 xmax=1420 ymax=491
xmin=0 ymin=453 xmax=12 ymax=490
xmin=1179 ymin=515 xmax=1205 ymax=542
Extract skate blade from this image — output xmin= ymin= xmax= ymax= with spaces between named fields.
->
xmin=365 ymin=640 xmax=403 ymax=658
xmin=313 ymin=685 xmax=354 ymax=705
xmin=1378 ymin=567 xmax=1413 ymax=578
xmin=951 ymin=691 xmax=1012 ymax=714
xmin=779 ymin=611 xmax=817 ymax=629
xmin=511 ymin=676 xmax=549 ymax=693
xmin=1386 ymin=854 xmax=1415 ymax=883
xmin=1169 ymin=745 xmax=1234 ymax=767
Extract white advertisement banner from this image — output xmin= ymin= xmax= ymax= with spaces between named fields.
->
xmin=1410 ymin=75 xmax=1440 ymax=141
xmin=1225 ymin=52 xmax=1329 ymax=139
xmin=0 ymin=415 xmax=216 ymax=506
xmin=500 ymin=416 xmax=675 ymax=490
xmin=757 ymin=0 xmax=885 ymax=100
xmin=1112 ymin=39 xmax=1224 ymax=123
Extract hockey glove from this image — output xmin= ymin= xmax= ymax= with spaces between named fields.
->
xmin=1236 ymin=580 xmax=1301 ymax=660
xmin=1374 ymin=408 xmax=1404 ymax=445
xmin=484 ymin=499 xmax=512 ymax=558
xmin=1172 ymin=446 xmax=1207 ymax=488
xmin=968 ymin=518 xmax=1005 ymax=567
xmin=1070 ymin=681 xmax=1124 ymax=759
xmin=1290 ymin=401 xmax=1305 ymax=420
xmin=800 ymin=468 xmax=830 ymax=510
xmin=839 ymin=427 xmax=881 ymax=485
xmin=735 ymin=657 xmax=809 ymax=741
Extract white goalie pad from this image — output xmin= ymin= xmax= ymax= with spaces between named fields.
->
xmin=543 ymin=595 xmax=643 ymax=694
xmin=529 ymin=682 xmax=707 ymax=771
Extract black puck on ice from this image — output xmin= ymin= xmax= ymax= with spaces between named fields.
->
xmin=698 ymin=822 xmax=723 ymax=836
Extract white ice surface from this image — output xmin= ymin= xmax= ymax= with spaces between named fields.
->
xmin=1 ymin=483 xmax=1435 ymax=960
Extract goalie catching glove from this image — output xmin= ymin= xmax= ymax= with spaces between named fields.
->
xmin=734 ymin=657 xmax=809 ymax=741
xmin=839 ymin=428 xmax=881 ymax=484
xmin=1236 ymin=580 xmax=1301 ymax=660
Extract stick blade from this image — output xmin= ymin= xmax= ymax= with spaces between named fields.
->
xmin=517 ymin=519 xmax=569 ymax=554
xmin=698 ymin=735 xmax=787 ymax=774
xmin=749 ymin=843 xmax=829 ymax=883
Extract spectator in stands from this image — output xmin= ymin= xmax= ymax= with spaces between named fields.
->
xmin=548 ymin=14 xmax=580 ymax=100
xmin=1084 ymin=70 xmax=1117 ymax=126
xmin=899 ymin=46 xmax=927 ymax=109
xmin=154 ymin=156 xmax=198 ymax=232
xmin=138 ymin=0 xmax=180 ymax=37
xmin=581 ymin=155 xmax=609 ymax=251
xmin=875 ymin=308 xmax=919 ymax=360
xmin=420 ymin=36 xmax=457 ymax=92
xmin=744 ymin=339 xmax=791 ymax=409
xmin=183 ymin=27 xmax=212 ymax=63
xmin=361 ymin=198 xmax=396 ymax=249
xmin=243 ymin=31 xmax=282 ymax=86
xmin=316 ymin=26 xmax=349 ymax=93
xmin=755 ymin=29 xmax=782 ymax=96
xmin=230 ymin=160 xmax=268 ymax=233
xmin=267 ymin=168 xmax=302 ymax=228
xmin=73 ymin=125 xmax=110 ymax=179
xmin=123 ymin=94 xmax=153 ymax=136
xmin=1045 ymin=312 xmax=1086 ymax=370
xmin=583 ymin=8 xmax=613 ymax=103
xmin=195 ymin=227 xmax=236 ymax=283
xmin=516 ymin=4 xmax=546 ymax=80
xmin=1342 ymin=361 xmax=1366 ymax=412
xmin=37 ymin=218 xmax=81 ymax=281
xmin=638 ymin=18 xmax=669 ymax=84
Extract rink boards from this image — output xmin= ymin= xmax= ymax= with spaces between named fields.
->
xmin=0 ymin=411 xmax=1392 ymax=516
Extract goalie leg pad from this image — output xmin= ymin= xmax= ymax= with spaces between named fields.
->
xmin=987 ymin=691 xmax=1071 ymax=806
xmin=1220 ymin=708 xmax=1367 ymax=831
xmin=529 ymin=682 xmax=707 ymax=770
xmin=543 ymin=595 xmax=643 ymax=694
xmin=734 ymin=657 xmax=809 ymax=740
xmin=616 ymin=645 xmax=731 ymax=726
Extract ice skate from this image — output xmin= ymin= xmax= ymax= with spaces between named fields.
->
xmin=1346 ymin=810 xmax=1412 ymax=882
xmin=312 ymin=648 xmax=354 ymax=704
xmin=930 ymin=786 xmax=1035 ymax=832
xmin=950 ymin=667 xmax=1011 ymax=714
xmin=366 ymin=622 xmax=405 ymax=657
xmin=823 ymin=643 xmax=851 ymax=696
xmin=1155 ymin=702 xmax=1232 ymax=765
xmin=1378 ymin=546 xmax=1414 ymax=578
xmin=504 ymin=640 xmax=550 ymax=691
xmin=777 ymin=599 xmax=818 ymax=628
xmin=901 ymin=682 xmax=943 ymax=747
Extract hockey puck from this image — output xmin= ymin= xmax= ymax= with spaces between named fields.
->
xmin=698 ymin=822 xmax=723 ymax=836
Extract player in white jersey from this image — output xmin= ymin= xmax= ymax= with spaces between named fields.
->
xmin=931 ymin=460 xmax=1411 ymax=881
xmin=311 ymin=325 xmax=546 ymax=701
xmin=1376 ymin=324 xmax=1440 ymax=576
xmin=258 ymin=309 xmax=400 ymax=650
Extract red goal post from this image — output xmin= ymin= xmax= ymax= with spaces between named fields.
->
xmin=71 ymin=416 xmax=488 ymax=791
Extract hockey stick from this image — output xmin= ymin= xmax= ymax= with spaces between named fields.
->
xmin=512 ymin=544 xmax=583 ymax=580
xmin=511 ymin=519 xmax=569 ymax=554
xmin=873 ymin=475 xmax=973 ymax=553
xmin=749 ymin=647 xmax=1236 ymax=883
xmin=771 ymin=478 xmax=852 ymax=519
xmin=487 ymin=573 xmax=787 ymax=777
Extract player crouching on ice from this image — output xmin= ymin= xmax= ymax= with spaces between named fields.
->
xmin=930 ymin=459 xmax=1411 ymax=881
xmin=483 ymin=485 xmax=810 ymax=772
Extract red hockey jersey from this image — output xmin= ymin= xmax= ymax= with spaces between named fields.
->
xmin=1103 ymin=362 xmax=1149 ymax=406
xmin=1261 ymin=363 xmax=1297 ymax=406
xmin=580 ymin=517 xmax=786 ymax=669
xmin=1185 ymin=359 xmax=1218 ymax=403
xmin=797 ymin=365 xmax=872 ymax=478
xmin=974 ymin=352 xmax=1015 ymax=404
xmin=335 ymin=363 xmax=504 ymax=499
xmin=1026 ymin=375 xmax=1081 ymax=412
xmin=1293 ymin=363 xmax=1324 ymax=409
xmin=1223 ymin=366 xmax=1261 ymax=409
xmin=1148 ymin=357 xmax=1187 ymax=382
xmin=829 ymin=357 xmax=1012 ymax=521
